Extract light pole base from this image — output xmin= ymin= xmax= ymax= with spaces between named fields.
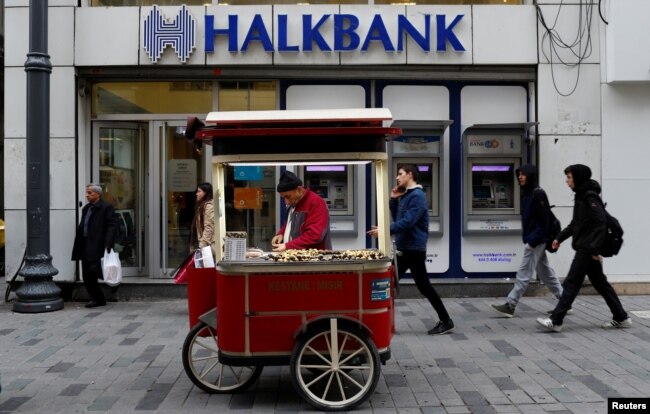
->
xmin=13 ymin=254 xmax=64 ymax=313
xmin=13 ymin=296 xmax=64 ymax=313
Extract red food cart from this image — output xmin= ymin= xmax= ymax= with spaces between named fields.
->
xmin=181 ymin=108 xmax=401 ymax=411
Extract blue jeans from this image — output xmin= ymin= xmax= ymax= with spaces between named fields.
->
xmin=507 ymin=243 xmax=563 ymax=306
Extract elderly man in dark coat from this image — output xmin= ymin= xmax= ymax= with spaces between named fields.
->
xmin=72 ymin=183 xmax=118 ymax=308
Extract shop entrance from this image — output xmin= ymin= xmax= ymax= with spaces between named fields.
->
xmin=92 ymin=121 xmax=206 ymax=279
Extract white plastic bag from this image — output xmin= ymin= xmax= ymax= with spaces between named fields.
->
xmin=201 ymin=245 xmax=215 ymax=268
xmin=193 ymin=249 xmax=204 ymax=268
xmin=102 ymin=249 xmax=122 ymax=286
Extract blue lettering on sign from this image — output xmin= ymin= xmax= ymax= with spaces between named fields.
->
xmin=241 ymin=14 xmax=274 ymax=52
xmin=436 ymin=14 xmax=465 ymax=52
xmin=302 ymin=14 xmax=332 ymax=52
xmin=397 ymin=14 xmax=430 ymax=52
xmin=203 ymin=12 xmax=465 ymax=54
xmin=205 ymin=14 xmax=238 ymax=52
xmin=278 ymin=15 xmax=299 ymax=52
xmin=361 ymin=15 xmax=394 ymax=52
xmin=142 ymin=7 xmax=466 ymax=61
xmin=334 ymin=14 xmax=361 ymax=51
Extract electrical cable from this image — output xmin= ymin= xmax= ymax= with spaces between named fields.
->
xmin=535 ymin=0 xmax=595 ymax=97
xmin=4 ymin=249 xmax=26 ymax=303
xmin=598 ymin=0 xmax=608 ymax=25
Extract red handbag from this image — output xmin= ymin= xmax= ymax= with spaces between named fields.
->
xmin=173 ymin=254 xmax=194 ymax=284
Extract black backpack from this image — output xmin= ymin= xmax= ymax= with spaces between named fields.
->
xmin=534 ymin=188 xmax=561 ymax=253
xmin=545 ymin=208 xmax=562 ymax=253
xmin=587 ymin=192 xmax=624 ymax=257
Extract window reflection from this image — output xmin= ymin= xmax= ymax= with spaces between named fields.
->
xmin=217 ymin=81 xmax=277 ymax=251
xmin=92 ymin=0 xmax=522 ymax=5
xmin=218 ymin=81 xmax=277 ymax=111
xmin=92 ymin=82 xmax=212 ymax=116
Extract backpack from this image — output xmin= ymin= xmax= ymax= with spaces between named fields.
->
xmin=587 ymin=192 xmax=624 ymax=257
xmin=534 ymin=188 xmax=561 ymax=253
xmin=545 ymin=208 xmax=562 ymax=253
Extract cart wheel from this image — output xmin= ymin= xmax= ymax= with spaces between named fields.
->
xmin=182 ymin=321 xmax=263 ymax=393
xmin=290 ymin=318 xmax=380 ymax=411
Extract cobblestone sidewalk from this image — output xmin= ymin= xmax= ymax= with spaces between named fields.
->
xmin=0 ymin=295 xmax=648 ymax=413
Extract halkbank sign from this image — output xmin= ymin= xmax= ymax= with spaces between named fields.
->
xmin=143 ymin=5 xmax=466 ymax=63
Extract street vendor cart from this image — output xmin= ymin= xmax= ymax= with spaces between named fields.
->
xmin=181 ymin=108 xmax=402 ymax=411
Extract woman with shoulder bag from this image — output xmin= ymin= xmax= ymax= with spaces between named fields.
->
xmin=190 ymin=182 xmax=216 ymax=266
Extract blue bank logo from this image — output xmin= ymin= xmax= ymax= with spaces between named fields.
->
xmin=143 ymin=5 xmax=196 ymax=63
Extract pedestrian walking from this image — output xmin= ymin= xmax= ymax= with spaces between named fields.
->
xmin=71 ymin=183 xmax=118 ymax=308
xmin=491 ymin=164 xmax=563 ymax=317
xmin=190 ymin=182 xmax=216 ymax=256
xmin=369 ymin=164 xmax=453 ymax=335
xmin=537 ymin=164 xmax=631 ymax=332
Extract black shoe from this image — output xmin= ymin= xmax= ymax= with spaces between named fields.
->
xmin=490 ymin=303 xmax=515 ymax=318
xmin=428 ymin=319 xmax=454 ymax=335
xmin=85 ymin=301 xmax=106 ymax=308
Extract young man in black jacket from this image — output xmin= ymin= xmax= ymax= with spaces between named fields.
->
xmin=490 ymin=164 xmax=563 ymax=317
xmin=537 ymin=164 xmax=631 ymax=332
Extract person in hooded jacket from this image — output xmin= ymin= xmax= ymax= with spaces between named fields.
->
xmin=369 ymin=164 xmax=453 ymax=335
xmin=491 ymin=164 xmax=564 ymax=318
xmin=537 ymin=164 xmax=631 ymax=332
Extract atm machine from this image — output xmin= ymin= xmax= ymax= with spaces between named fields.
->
xmin=461 ymin=123 xmax=536 ymax=272
xmin=387 ymin=120 xmax=453 ymax=273
xmin=298 ymin=164 xmax=357 ymax=236
xmin=389 ymin=121 xmax=452 ymax=235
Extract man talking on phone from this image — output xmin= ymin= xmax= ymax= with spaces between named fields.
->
xmin=369 ymin=164 xmax=454 ymax=335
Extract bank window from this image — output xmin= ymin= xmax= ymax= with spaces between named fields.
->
xmin=91 ymin=0 xmax=522 ymax=5
xmin=91 ymin=1 xmax=208 ymax=5
xmin=373 ymin=0 xmax=522 ymax=4
xmin=218 ymin=81 xmax=277 ymax=111
xmin=216 ymin=81 xmax=277 ymax=250
xmin=92 ymin=82 xmax=212 ymax=116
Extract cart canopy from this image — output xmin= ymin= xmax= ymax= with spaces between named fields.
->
xmin=188 ymin=108 xmax=401 ymax=162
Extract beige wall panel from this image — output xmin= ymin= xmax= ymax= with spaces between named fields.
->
xmin=474 ymin=5 xmax=537 ymax=64
xmin=75 ymin=7 xmax=140 ymax=66
xmin=537 ymin=64 xmax=601 ymax=135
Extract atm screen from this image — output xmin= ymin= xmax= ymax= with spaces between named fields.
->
xmin=473 ymin=185 xmax=493 ymax=200
xmin=312 ymin=186 xmax=329 ymax=198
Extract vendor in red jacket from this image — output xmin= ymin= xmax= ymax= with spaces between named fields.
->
xmin=271 ymin=171 xmax=332 ymax=252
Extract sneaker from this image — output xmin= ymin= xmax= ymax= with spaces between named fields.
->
xmin=536 ymin=317 xmax=563 ymax=332
xmin=546 ymin=307 xmax=573 ymax=315
xmin=428 ymin=319 xmax=454 ymax=335
xmin=490 ymin=303 xmax=515 ymax=318
xmin=601 ymin=317 xmax=632 ymax=329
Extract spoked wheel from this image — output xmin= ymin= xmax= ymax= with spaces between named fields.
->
xmin=182 ymin=321 xmax=263 ymax=393
xmin=290 ymin=318 xmax=380 ymax=411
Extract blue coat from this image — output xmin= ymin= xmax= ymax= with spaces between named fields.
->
xmin=389 ymin=186 xmax=429 ymax=251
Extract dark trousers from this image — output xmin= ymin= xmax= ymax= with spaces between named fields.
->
xmin=397 ymin=249 xmax=451 ymax=322
xmin=550 ymin=251 xmax=627 ymax=325
xmin=82 ymin=258 xmax=105 ymax=304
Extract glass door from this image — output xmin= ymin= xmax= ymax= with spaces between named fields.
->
xmin=93 ymin=122 xmax=147 ymax=277
xmin=155 ymin=121 xmax=207 ymax=275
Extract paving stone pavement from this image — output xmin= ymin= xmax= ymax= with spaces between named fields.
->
xmin=0 ymin=295 xmax=649 ymax=413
